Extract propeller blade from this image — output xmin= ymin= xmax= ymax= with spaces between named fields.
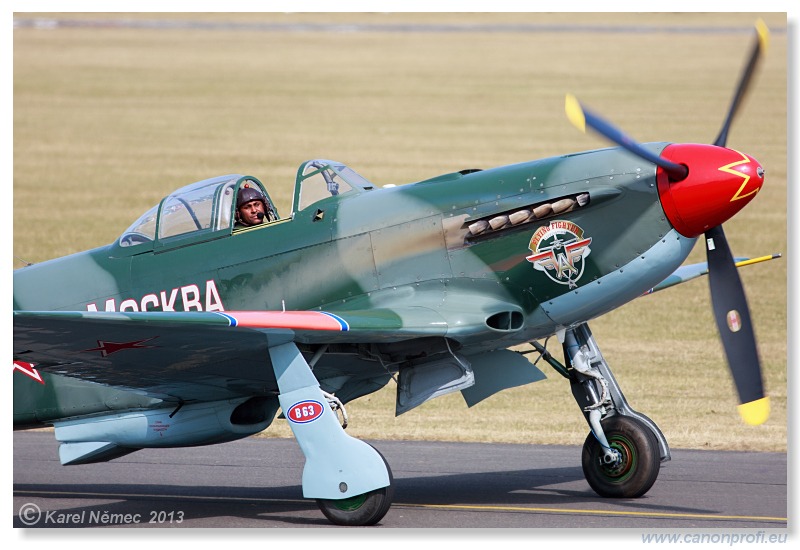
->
xmin=713 ymin=20 xmax=770 ymax=147
xmin=565 ymin=21 xmax=771 ymax=425
xmin=704 ymin=225 xmax=769 ymax=425
xmin=565 ymin=94 xmax=689 ymax=181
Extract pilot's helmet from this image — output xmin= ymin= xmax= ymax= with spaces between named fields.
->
xmin=237 ymin=183 xmax=266 ymax=209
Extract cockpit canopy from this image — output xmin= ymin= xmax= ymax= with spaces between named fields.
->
xmin=119 ymin=160 xmax=374 ymax=249
xmin=119 ymin=175 xmax=271 ymax=248
xmin=293 ymin=159 xmax=374 ymax=211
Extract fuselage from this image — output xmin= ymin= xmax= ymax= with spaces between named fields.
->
xmin=14 ymin=145 xmax=716 ymax=428
xmin=14 ymin=144 xmax=694 ymax=330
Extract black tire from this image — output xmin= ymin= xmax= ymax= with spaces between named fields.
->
xmin=582 ymin=415 xmax=660 ymax=498
xmin=316 ymin=445 xmax=394 ymax=526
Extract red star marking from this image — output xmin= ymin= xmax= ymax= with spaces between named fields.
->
xmin=82 ymin=337 xmax=159 ymax=357
xmin=13 ymin=361 xmax=44 ymax=384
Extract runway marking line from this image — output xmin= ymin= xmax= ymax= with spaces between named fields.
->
xmin=400 ymin=503 xmax=787 ymax=523
xmin=15 ymin=490 xmax=787 ymax=523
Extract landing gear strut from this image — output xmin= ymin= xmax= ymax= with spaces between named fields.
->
xmin=269 ymin=342 xmax=394 ymax=526
xmin=538 ymin=323 xmax=668 ymax=498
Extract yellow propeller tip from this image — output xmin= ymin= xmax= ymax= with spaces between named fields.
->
xmin=565 ymin=94 xmax=586 ymax=133
xmin=738 ymin=397 xmax=770 ymax=425
xmin=755 ymin=19 xmax=770 ymax=53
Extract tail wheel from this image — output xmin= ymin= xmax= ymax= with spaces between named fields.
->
xmin=582 ymin=415 xmax=660 ymax=498
xmin=316 ymin=445 xmax=394 ymax=526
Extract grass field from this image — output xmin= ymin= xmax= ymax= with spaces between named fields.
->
xmin=13 ymin=12 xmax=788 ymax=452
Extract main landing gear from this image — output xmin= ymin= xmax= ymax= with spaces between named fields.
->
xmin=534 ymin=323 xmax=669 ymax=498
xmin=269 ymin=342 xmax=394 ymax=526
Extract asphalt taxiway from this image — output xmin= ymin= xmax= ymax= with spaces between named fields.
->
xmin=13 ymin=431 xmax=787 ymax=529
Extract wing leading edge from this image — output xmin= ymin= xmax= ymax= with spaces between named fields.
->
xmin=644 ymin=254 xmax=780 ymax=295
xmin=13 ymin=308 xmax=452 ymax=402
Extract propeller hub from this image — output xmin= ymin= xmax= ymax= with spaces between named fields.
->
xmin=656 ymin=143 xmax=765 ymax=238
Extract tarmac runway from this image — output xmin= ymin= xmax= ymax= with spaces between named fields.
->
xmin=13 ymin=431 xmax=787 ymax=530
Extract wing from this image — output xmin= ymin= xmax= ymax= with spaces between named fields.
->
xmin=13 ymin=308 xmax=451 ymax=403
xmin=643 ymin=254 xmax=780 ymax=295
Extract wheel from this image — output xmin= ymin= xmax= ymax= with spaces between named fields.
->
xmin=317 ymin=486 xmax=394 ymax=526
xmin=581 ymin=414 xmax=660 ymax=498
xmin=316 ymin=445 xmax=394 ymax=526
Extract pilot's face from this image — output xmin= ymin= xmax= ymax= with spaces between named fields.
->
xmin=239 ymin=200 xmax=265 ymax=226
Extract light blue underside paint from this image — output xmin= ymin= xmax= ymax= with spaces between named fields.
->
xmin=543 ymin=230 xmax=697 ymax=326
xmin=269 ymin=342 xmax=390 ymax=500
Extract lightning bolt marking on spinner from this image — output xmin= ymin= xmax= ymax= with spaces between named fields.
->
xmin=720 ymin=150 xmax=760 ymax=202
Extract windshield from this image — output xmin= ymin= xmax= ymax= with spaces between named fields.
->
xmin=120 ymin=204 xmax=159 ymax=246
xmin=295 ymin=160 xmax=374 ymax=212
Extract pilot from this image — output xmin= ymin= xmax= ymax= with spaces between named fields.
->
xmin=235 ymin=184 xmax=276 ymax=228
